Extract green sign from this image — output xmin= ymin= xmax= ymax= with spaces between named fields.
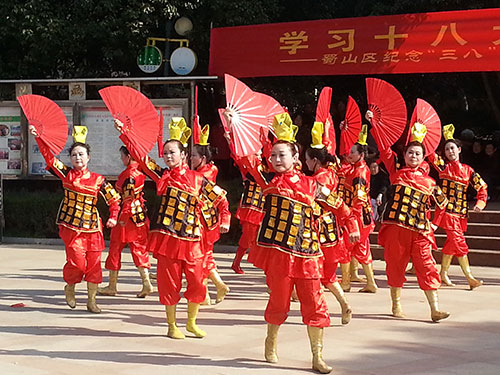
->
xmin=137 ymin=46 xmax=163 ymax=73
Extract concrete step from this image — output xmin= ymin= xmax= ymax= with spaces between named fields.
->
xmin=370 ymin=232 xmax=500 ymax=251
xmin=435 ymin=223 xmax=500 ymax=237
xmin=468 ymin=210 xmax=500 ymax=224
xmin=370 ymin=244 xmax=500 ymax=267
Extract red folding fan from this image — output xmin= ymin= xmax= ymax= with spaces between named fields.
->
xmin=192 ymin=85 xmax=202 ymax=144
xmin=366 ymin=78 xmax=407 ymax=151
xmin=17 ymin=95 xmax=68 ymax=155
xmin=408 ymin=99 xmax=441 ymax=157
xmin=99 ymin=86 xmax=159 ymax=159
xmin=157 ymin=107 xmax=164 ymax=157
xmin=224 ymin=74 xmax=268 ymax=157
xmin=255 ymin=92 xmax=283 ymax=138
xmin=315 ymin=87 xmax=336 ymax=154
xmin=340 ymin=96 xmax=362 ymax=156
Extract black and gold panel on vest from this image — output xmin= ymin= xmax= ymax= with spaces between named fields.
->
xmin=122 ymin=178 xmax=147 ymax=224
xmin=241 ymin=180 xmax=265 ymax=210
xmin=151 ymin=186 xmax=201 ymax=240
xmin=257 ymin=194 xmax=321 ymax=258
xmin=100 ymin=180 xmax=120 ymax=205
xmin=318 ymin=212 xmax=339 ymax=246
xmin=441 ymin=179 xmax=468 ymax=217
xmin=383 ymin=184 xmax=429 ymax=231
xmin=201 ymin=200 xmax=219 ymax=230
xmin=471 ymin=172 xmax=487 ymax=194
xmin=57 ymin=189 xmax=99 ymax=230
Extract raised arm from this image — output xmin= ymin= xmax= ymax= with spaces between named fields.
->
xmin=30 ymin=125 xmax=70 ymax=179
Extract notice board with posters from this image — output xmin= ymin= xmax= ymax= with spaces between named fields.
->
xmin=0 ymin=107 xmax=23 ymax=175
xmin=26 ymin=99 xmax=188 ymax=177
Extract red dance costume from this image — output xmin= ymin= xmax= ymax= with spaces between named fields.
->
xmin=312 ymin=165 xmax=348 ymax=285
xmin=196 ymin=162 xmax=231 ymax=277
xmin=378 ymin=150 xmax=448 ymax=290
xmin=429 ymin=155 xmax=488 ymax=256
xmin=243 ymin=156 xmax=357 ymax=327
xmin=105 ymin=161 xmax=150 ymax=271
xmin=343 ymin=160 xmax=375 ymax=265
xmin=121 ymin=138 xmax=226 ymax=306
xmin=37 ymin=139 xmax=120 ymax=284
xmin=235 ymin=158 xmax=266 ymax=252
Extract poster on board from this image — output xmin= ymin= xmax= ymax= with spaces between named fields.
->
xmin=79 ymin=101 xmax=185 ymax=176
xmin=28 ymin=107 xmax=73 ymax=175
xmin=0 ymin=107 xmax=23 ymax=175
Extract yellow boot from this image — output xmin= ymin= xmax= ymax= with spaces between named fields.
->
xmin=186 ymin=302 xmax=206 ymax=338
xmin=98 ymin=270 xmax=118 ymax=296
xmin=165 ymin=305 xmax=185 ymax=339
xmin=264 ymin=323 xmax=279 ymax=363
xmin=326 ymin=282 xmax=352 ymax=325
xmin=390 ymin=287 xmax=405 ymax=318
xmin=307 ymin=326 xmax=332 ymax=374
xmin=86 ymin=282 xmax=101 ymax=313
xmin=209 ymin=269 xmax=229 ymax=304
xmin=340 ymin=263 xmax=351 ymax=292
xmin=440 ymin=254 xmax=455 ymax=287
xmin=350 ymin=258 xmax=366 ymax=282
xmin=64 ymin=284 xmax=76 ymax=309
xmin=136 ymin=267 xmax=153 ymax=298
xmin=457 ymin=255 xmax=483 ymax=290
xmin=200 ymin=279 xmax=211 ymax=306
xmin=424 ymin=289 xmax=450 ymax=322
xmin=359 ymin=263 xmax=378 ymax=293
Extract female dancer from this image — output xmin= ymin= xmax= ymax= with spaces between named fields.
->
xmin=429 ymin=125 xmax=487 ymax=289
xmin=99 ymin=146 xmax=153 ymax=298
xmin=376 ymin=121 xmax=450 ymax=322
xmin=116 ymin=117 xmax=226 ymax=339
xmin=229 ymin=112 xmax=359 ymax=374
xmin=191 ymin=128 xmax=231 ymax=304
xmin=29 ymin=125 xmax=120 ymax=313
xmin=305 ymin=123 xmax=352 ymax=325
xmin=231 ymin=150 xmax=266 ymax=274
xmin=340 ymin=127 xmax=378 ymax=293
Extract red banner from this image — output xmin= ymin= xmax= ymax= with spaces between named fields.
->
xmin=209 ymin=8 xmax=500 ymax=77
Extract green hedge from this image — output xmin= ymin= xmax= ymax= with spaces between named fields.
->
xmin=3 ymin=178 xmax=245 ymax=245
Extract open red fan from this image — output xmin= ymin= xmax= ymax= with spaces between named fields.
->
xmin=340 ymin=96 xmax=362 ymax=156
xmin=408 ymin=98 xmax=441 ymax=157
xmin=315 ymin=87 xmax=336 ymax=154
xmin=255 ymin=92 xmax=283 ymax=138
xmin=366 ymin=78 xmax=407 ymax=151
xmin=157 ymin=107 xmax=164 ymax=157
xmin=99 ymin=86 xmax=159 ymax=159
xmin=224 ymin=74 xmax=268 ymax=157
xmin=17 ymin=95 xmax=68 ymax=155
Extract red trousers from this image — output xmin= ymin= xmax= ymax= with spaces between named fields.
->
xmin=380 ymin=224 xmax=441 ymax=290
xmin=105 ymin=222 xmax=150 ymax=271
xmin=322 ymin=260 xmax=338 ymax=285
xmin=156 ymin=254 xmax=205 ymax=305
xmin=238 ymin=221 xmax=259 ymax=249
xmin=343 ymin=225 xmax=373 ymax=264
xmin=442 ymin=229 xmax=469 ymax=257
xmin=265 ymin=273 xmax=330 ymax=327
xmin=59 ymin=226 xmax=104 ymax=284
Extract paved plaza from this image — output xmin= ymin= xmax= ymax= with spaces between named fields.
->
xmin=1 ymin=243 xmax=500 ymax=375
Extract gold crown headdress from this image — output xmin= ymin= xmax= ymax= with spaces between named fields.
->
xmin=410 ymin=122 xmax=427 ymax=143
xmin=443 ymin=124 xmax=455 ymax=141
xmin=72 ymin=125 xmax=88 ymax=143
xmin=198 ymin=124 xmax=210 ymax=146
xmin=357 ymin=124 xmax=368 ymax=145
xmin=169 ymin=117 xmax=191 ymax=147
xmin=310 ymin=121 xmax=325 ymax=149
xmin=272 ymin=112 xmax=298 ymax=143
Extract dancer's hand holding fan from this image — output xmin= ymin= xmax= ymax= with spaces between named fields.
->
xmin=366 ymin=78 xmax=407 ymax=151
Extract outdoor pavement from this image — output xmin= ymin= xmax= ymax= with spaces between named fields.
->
xmin=1 ymin=243 xmax=500 ymax=375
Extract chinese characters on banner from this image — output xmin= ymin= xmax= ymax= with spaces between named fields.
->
xmin=209 ymin=8 xmax=500 ymax=77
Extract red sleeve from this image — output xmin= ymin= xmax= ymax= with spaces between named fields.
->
xmin=218 ymin=196 xmax=232 ymax=228
xmin=120 ymin=133 xmax=163 ymax=183
xmin=240 ymin=155 xmax=269 ymax=190
xmin=378 ymin=148 xmax=397 ymax=178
